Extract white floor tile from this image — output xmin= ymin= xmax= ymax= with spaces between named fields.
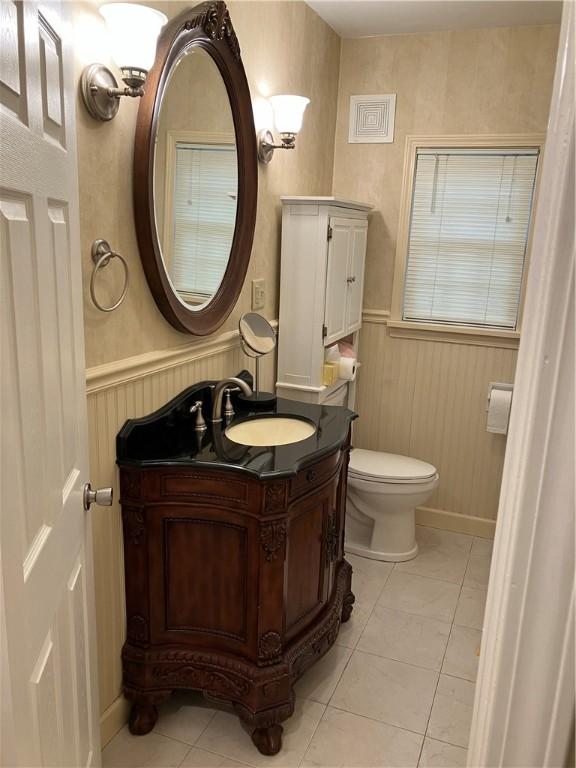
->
xmin=415 ymin=527 xmax=473 ymax=553
xmin=196 ymin=699 xmax=325 ymax=767
xmin=442 ymin=626 xmax=482 ymax=682
xmin=463 ymin=555 xmax=491 ymax=589
xmin=419 ymin=738 xmax=468 ymax=767
xmin=335 ymin=598 xmax=372 ymax=649
xmin=378 ymin=572 xmax=460 ymax=624
xmin=102 ymin=726 xmax=190 ymax=768
xmin=471 ymin=537 xmax=494 ymax=559
xmin=395 ymin=549 xmax=468 ymax=585
xmin=331 ymin=650 xmax=438 ymax=734
xmin=181 ymin=747 xmax=250 ymax=767
xmin=302 ymin=707 xmax=423 ymax=768
xmin=336 ymin=555 xmax=393 ymax=649
xmin=427 ymin=675 xmax=475 ymax=749
xmin=154 ymin=691 xmax=217 ymax=745
xmin=454 ymin=586 xmax=487 ymax=630
xmin=346 ymin=553 xmax=394 ymax=606
xmin=357 ymin=605 xmax=451 ymax=671
xmin=395 ymin=528 xmax=471 ymax=584
xmin=294 ymin=643 xmax=353 ymax=704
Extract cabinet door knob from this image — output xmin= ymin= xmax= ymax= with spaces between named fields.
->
xmin=347 ymin=276 xmax=356 ymax=284
xmin=306 ymin=469 xmax=317 ymax=482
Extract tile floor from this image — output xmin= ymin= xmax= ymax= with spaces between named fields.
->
xmin=103 ymin=526 xmax=491 ymax=768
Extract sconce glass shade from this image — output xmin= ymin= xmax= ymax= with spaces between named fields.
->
xmin=100 ymin=3 xmax=167 ymax=73
xmin=269 ymin=95 xmax=310 ymax=135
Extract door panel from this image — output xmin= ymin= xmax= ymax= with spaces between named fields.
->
xmin=346 ymin=224 xmax=367 ymax=333
xmin=1 ymin=2 xmax=100 ymax=765
xmin=285 ymin=481 xmax=337 ymax=638
xmin=324 ymin=218 xmax=351 ymax=345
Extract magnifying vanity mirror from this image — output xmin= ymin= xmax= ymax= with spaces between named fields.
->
xmin=238 ymin=312 xmax=277 ymax=406
xmin=134 ymin=2 xmax=257 ymax=335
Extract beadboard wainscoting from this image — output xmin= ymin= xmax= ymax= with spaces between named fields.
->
xmin=86 ymin=330 xmax=276 ymax=746
xmin=357 ymin=312 xmax=517 ymax=535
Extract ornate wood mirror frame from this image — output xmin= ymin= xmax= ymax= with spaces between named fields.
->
xmin=134 ymin=1 xmax=257 ymax=335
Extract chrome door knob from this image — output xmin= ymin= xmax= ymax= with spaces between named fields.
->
xmin=83 ymin=483 xmax=113 ymax=511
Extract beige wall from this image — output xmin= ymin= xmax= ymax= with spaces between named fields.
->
xmin=333 ymin=25 xmax=559 ymax=524
xmin=73 ymin=0 xmax=340 ymax=741
xmin=75 ymin=0 xmax=340 ymax=369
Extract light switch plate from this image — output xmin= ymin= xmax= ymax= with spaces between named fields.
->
xmin=251 ymin=279 xmax=265 ymax=310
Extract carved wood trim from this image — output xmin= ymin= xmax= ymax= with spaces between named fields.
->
xmin=264 ymin=483 xmax=286 ymax=514
xmin=185 ymin=1 xmax=240 ymax=60
xmin=260 ymin=522 xmax=287 ymax=562
xmin=122 ymin=507 xmax=145 ymax=545
xmin=258 ymin=631 xmax=282 ymax=661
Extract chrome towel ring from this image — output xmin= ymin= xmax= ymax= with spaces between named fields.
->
xmin=90 ymin=239 xmax=129 ymax=312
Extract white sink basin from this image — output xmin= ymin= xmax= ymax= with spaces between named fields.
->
xmin=225 ymin=416 xmax=316 ymax=447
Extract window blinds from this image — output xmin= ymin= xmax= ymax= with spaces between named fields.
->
xmin=403 ymin=148 xmax=539 ymax=329
xmin=170 ymin=143 xmax=238 ymax=300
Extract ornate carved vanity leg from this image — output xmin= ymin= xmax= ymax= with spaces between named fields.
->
xmin=128 ymin=701 xmax=159 ymax=735
xmin=341 ymin=558 xmax=355 ymax=623
xmin=251 ymin=724 xmax=283 ymax=756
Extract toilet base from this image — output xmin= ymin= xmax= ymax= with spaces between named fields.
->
xmin=345 ymin=539 xmax=418 ymax=563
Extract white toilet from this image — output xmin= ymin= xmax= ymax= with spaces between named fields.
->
xmin=346 ymin=449 xmax=439 ymax=562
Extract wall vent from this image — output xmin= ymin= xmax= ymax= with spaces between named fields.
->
xmin=348 ymin=94 xmax=396 ymax=144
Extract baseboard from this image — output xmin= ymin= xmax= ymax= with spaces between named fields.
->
xmin=416 ymin=506 xmax=496 ymax=539
xmin=100 ymin=695 xmax=130 ymax=748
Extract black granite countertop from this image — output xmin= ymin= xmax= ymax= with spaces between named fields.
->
xmin=116 ymin=371 xmax=357 ymax=479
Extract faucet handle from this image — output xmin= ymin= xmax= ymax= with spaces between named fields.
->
xmin=190 ymin=400 xmax=207 ymax=432
xmin=224 ymin=388 xmax=235 ymax=419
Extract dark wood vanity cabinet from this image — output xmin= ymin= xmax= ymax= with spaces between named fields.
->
xmin=119 ymin=442 xmax=354 ymax=755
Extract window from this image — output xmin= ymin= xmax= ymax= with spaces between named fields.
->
xmin=396 ymin=140 xmax=540 ymax=335
xmin=170 ymin=141 xmax=238 ymax=303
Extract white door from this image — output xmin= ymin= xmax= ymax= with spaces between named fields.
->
xmin=346 ymin=222 xmax=367 ymax=333
xmin=1 ymin=2 xmax=101 ymax=766
xmin=324 ymin=218 xmax=351 ymax=344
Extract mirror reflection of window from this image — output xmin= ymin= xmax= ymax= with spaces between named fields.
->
xmin=169 ymin=141 xmax=238 ymax=306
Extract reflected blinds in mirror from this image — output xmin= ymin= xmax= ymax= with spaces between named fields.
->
xmin=171 ymin=143 xmax=238 ymax=303
xmin=403 ymin=148 xmax=539 ymax=329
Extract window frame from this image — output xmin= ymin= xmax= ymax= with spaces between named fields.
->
xmin=161 ymin=130 xmax=236 ymax=303
xmin=390 ymin=134 xmax=545 ymax=349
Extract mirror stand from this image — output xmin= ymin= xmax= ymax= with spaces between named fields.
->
xmin=239 ymin=313 xmax=277 ymax=407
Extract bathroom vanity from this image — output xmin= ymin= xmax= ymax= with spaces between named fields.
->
xmin=117 ymin=374 xmax=356 ymax=755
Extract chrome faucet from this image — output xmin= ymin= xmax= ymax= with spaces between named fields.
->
xmin=211 ymin=377 xmax=252 ymax=423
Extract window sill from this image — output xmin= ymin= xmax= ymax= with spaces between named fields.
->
xmin=387 ymin=319 xmax=520 ymax=349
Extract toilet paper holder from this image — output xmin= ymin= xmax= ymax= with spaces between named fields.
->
xmin=485 ymin=382 xmax=514 ymax=411
xmin=486 ymin=382 xmax=514 ymax=435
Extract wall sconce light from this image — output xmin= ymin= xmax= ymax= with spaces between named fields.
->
xmin=81 ymin=3 xmax=167 ymax=121
xmin=257 ymin=95 xmax=310 ymax=164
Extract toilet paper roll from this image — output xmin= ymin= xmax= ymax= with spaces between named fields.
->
xmin=339 ymin=357 xmax=357 ymax=381
xmin=487 ymin=388 xmax=512 ymax=434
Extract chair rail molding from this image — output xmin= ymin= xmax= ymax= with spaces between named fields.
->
xmin=86 ymin=321 xmax=278 ymax=393
xmin=468 ymin=4 xmax=575 ymax=766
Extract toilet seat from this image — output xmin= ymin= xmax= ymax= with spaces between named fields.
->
xmin=348 ymin=449 xmax=437 ymax=484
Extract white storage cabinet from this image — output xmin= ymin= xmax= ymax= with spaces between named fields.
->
xmin=276 ymin=196 xmax=372 ymax=407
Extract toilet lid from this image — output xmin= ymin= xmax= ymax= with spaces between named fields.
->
xmin=349 ymin=449 xmax=437 ymax=482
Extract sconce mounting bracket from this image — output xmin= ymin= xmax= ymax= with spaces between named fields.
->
xmin=257 ymin=129 xmax=297 ymax=165
xmin=81 ymin=64 xmax=121 ymax=121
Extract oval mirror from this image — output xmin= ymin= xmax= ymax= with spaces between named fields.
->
xmin=134 ymin=2 xmax=257 ymax=335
